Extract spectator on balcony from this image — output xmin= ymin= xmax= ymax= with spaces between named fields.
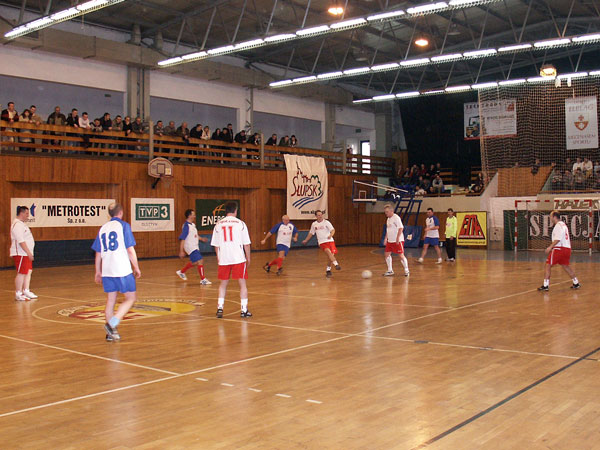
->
xmin=201 ymin=126 xmax=211 ymax=140
xmin=583 ymin=157 xmax=593 ymax=177
xmin=100 ymin=113 xmax=112 ymax=132
xmin=176 ymin=122 xmax=190 ymax=142
xmin=221 ymin=126 xmax=233 ymax=143
xmin=123 ymin=116 xmax=132 ymax=137
xmin=418 ymin=163 xmax=427 ymax=177
xmin=18 ymin=109 xmax=34 ymax=151
xmin=211 ymin=128 xmax=221 ymax=140
xmin=430 ymin=174 xmax=444 ymax=194
xmin=164 ymin=120 xmax=177 ymax=136
xmin=226 ymin=123 xmax=234 ymax=140
xmin=290 ymin=135 xmax=298 ymax=147
xmin=1 ymin=102 xmax=19 ymax=150
xmin=279 ymin=135 xmax=290 ymax=146
xmin=234 ymin=129 xmax=247 ymax=144
xmin=573 ymin=168 xmax=585 ymax=190
xmin=572 ymin=157 xmax=583 ymax=174
xmin=427 ymin=164 xmax=436 ymax=180
xmin=190 ymin=123 xmax=203 ymax=139
xmin=562 ymin=169 xmax=574 ymax=190
xmin=266 ymin=133 xmax=278 ymax=146
xmin=531 ymin=158 xmax=541 ymax=175
xmin=47 ymin=106 xmax=67 ymax=148
xmin=471 ymin=172 xmax=484 ymax=193
xmin=418 ymin=176 xmax=430 ymax=193
xmin=90 ymin=118 xmax=103 ymax=152
xmin=66 ymin=108 xmax=80 ymax=128
xmin=112 ymin=115 xmax=123 ymax=132
xmin=247 ymin=132 xmax=260 ymax=146
xmin=132 ymin=117 xmax=145 ymax=134
xmin=78 ymin=112 xmax=92 ymax=149
xmin=29 ymin=105 xmax=42 ymax=125
xmin=153 ymin=120 xmax=164 ymax=137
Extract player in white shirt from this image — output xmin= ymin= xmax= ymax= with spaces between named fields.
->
xmin=176 ymin=209 xmax=211 ymax=285
xmin=538 ymin=210 xmax=580 ymax=291
xmin=10 ymin=205 xmax=37 ymax=301
xmin=261 ymin=214 xmax=298 ymax=275
xmin=382 ymin=205 xmax=410 ymax=277
xmin=302 ymin=210 xmax=341 ymax=278
xmin=417 ymin=208 xmax=443 ymax=264
xmin=92 ymin=203 xmax=141 ymax=341
xmin=211 ymin=202 xmax=252 ymax=318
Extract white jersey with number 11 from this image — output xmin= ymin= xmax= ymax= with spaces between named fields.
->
xmin=211 ymin=216 xmax=251 ymax=265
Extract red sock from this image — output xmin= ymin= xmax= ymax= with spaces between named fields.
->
xmin=181 ymin=262 xmax=193 ymax=273
xmin=269 ymin=258 xmax=278 ymax=267
xmin=276 ymin=257 xmax=283 ymax=269
xmin=197 ymin=264 xmax=205 ymax=280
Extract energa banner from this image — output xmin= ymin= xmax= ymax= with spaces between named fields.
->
xmin=130 ymin=198 xmax=174 ymax=232
xmin=10 ymin=198 xmax=114 ymax=227
xmin=565 ymin=96 xmax=598 ymax=150
xmin=456 ymin=212 xmax=487 ymax=246
xmin=284 ymin=154 xmax=328 ymax=220
xmin=194 ymin=199 xmax=241 ymax=231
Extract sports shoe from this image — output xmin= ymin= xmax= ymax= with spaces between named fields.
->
xmin=23 ymin=290 xmax=38 ymax=299
xmin=571 ymin=283 xmax=581 ymax=289
xmin=15 ymin=291 xmax=27 ymax=301
xmin=216 ymin=308 xmax=223 ymax=318
xmin=436 ymin=259 xmax=443 ymax=264
xmin=105 ymin=334 xmax=114 ymax=342
xmin=176 ymin=270 xmax=188 ymax=281
xmin=335 ymin=264 xmax=341 ymax=270
xmin=537 ymin=285 xmax=549 ymax=291
xmin=200 ymin=279 xmax=212 ymax=285
xmin=263 ymin=263 xmax=271 ymax=273
xmin=404 ymin=271 xmax=410 ymax=277
xmin=382 ymin=271 xmax=394 ymax=277
xmin=240 ymin=310 xmax=253 ymax=318
xmin=276 ymin=268 xmax=283 ymax=276
xmin=103 ymin=323 xmax=120 ymax=341
xmin=326 ymin=270 xmax=332 ymax=278
xmin=416 ymin=258 xmax=424 ymax=264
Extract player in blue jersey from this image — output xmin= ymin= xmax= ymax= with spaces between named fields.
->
xmin=92 ymin=203 xmax=141 ymax=342
xmin=261 ymin=214 xmax=298 ymax=275
xmin=176 ymin=209 xmax=211 ymax=285
xmin=417 ymin=208 xmax=443 ymax=264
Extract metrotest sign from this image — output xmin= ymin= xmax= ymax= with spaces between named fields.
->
xmin=130 ymin=198 xmax=174 ymax=232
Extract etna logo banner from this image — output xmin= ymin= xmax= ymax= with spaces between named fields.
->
xmin=195 ymin=199 xmax=240 ymax=231
xmin=284 ymin=154 xmax=328 ymax=220
xmin=456 ymin=212 xmax=487 ymax=246
xmin=130 ymin=198 xmax=174 ymax=232
xmin=10 ymin=198 xmax=114 ymax=228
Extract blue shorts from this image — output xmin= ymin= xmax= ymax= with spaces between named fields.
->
xmin=424 ymin=237 xmax=440 ymax=246
xmin=102 ymin=274 xmax=136 ymax=293
xmin=189 ymin=249 xmax=203 ymax=263
xmin=276 ymin=244 xmax=290 ymax=256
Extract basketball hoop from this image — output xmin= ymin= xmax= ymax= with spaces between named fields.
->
xmin=148 ymin=157 xmax=174 ymax=189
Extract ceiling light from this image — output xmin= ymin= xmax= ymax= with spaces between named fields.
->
xmin=76 ymin=0 xmax=108 ymax=11
xmin=572 ymin=33 xmax=600 ymax=43
xmin=463 ymin=48 xmax=497 ymax=57
xmin=407 ymin=2 xmax=448 ymax=14
xmin=234 ymin=39 xmax=264 ymax=49
xmin=317 ymin=71 xmax=344 ymax=79
xmin=264 ymin=34 xmax=296 ymax=42
xmin=296 ymin=25 xmax=330 ymax=36
xmin=431 ymin=53 xmax=462 ymax=62
xmin=207 ymin=45 xmax=235 ymax=55
xmin=270 ymin=79 xmax=293 ymax=87
xmin=373 ymin=94 xmax=396 ymax=101
xmin=367 ymin=10 xmax=405 ymax=21
xmin=26 ymin=17 xmax=53 ymax=28
xmin=371 ymin=63 xmax=399 ymax=71
xmin=400 ymin=57 xmax=430 ymax=66
xmin=539 ymin=64 xmax=557 ymax=77
xmin=328 ymin=6 xmax=344 ymax=15
xmin=498 ymin=43 xmax=532 ymax=52
xmin=589 ymin=70 xmax=600 ymax=76
xmin=157 ymin=57 xmax=183 ymax=66
xmin=498 ymin=78 xmax=526 ymax=86
xmin=292 ymin=75 xmax=317 ymax=83
xmin=343 ymin=67 xmax=371 ymax=75
xmin=557 ymin=72 xmax=588 ymax=79
xmin=330 ymin=18 xmax=367 ymax=29
xmin=4 ymin=26 xmax=27 ymax=38
xmin=533 ymin=38 xmax=571 ymax=48
xmin=353 ymin=98 xmax=372 ymax=104
xmin=445 ymin=85 xmax=471 ymax=92
xmin=181 ymin=51 xmax=207 ymax=60
xmin=415 ymin=38 xmax=429 ymax=47
xmin=50 ymin=7 xmax=79 ymax=20
xmin=472 ymin=81 xmax=498 ymax=89
xmin=449 ymin=0 xmax=481 ymax=5
xmin=423 ymin=89 xmax=445 ymax=95
xmin=396 ymin=91 xmax=420 ymax=98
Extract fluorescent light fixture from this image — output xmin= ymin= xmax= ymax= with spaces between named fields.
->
xmin=499 ymin=78 xmax=526 ymax=86
xmin=330 ymin=18 xmax=367 ymax=29
xmin=527 ymin=76 xmax=555 ymax=82
xmin=26 ymin=17 xmax=53 ymax=28
xmin=317 ymin=71 xmax=344 ymax=79
xmin=445 ymin=85 xmax=471 ymax=92
xmin=431 ymin=53 xmax=462 ymax=62
xmin=269 ymin=79 xmax=293 ymax=87
xmin=557 ymin=72 xmax=588 ymax=79
xmin=367 ymin=10 xmax=405 ymax=21
xmin=498 ymin=43 xmax=532 ymax=52
xmin=343 ymin=66 xmax=371 ymax=75
xmin=589 ymin=70 xmax=600 ymax=76
xmin=234 ymin=39 xmax=264 ymax=49
xmin=572 ymin=33 xmax=600 ymax=43
xmin=407 ymin=2 xmax=448 ymax=14
xmin=353 ymin=98 xmax=372 ymax=104
xmin=181 ymin=51 xmax=207 ymax=60
xmin=533 ymin=38 xmax=570 ymax=48
xmin=264 ymin=34 xmax=296 ymax=42
xmin=77 ymin=0 xmax=108 ymax=11
xmin=373 ymin=94 xmax=396 ymax=101
xmin=371 ymin=63 xmax=399 ymax=71
xmin=292 ymin=75 xmax=317 ymax=83
xmin=207 ymin=45 xmax=235 ymax=55
xmin=423 ymin=89 xmax=445 ymax=95
xmin=396 ymin=91 xmax=420 ymax=98
xmin=50 ymin=7 xmax=79 ymax=20
xmin=400 ymin=57 xmax=430 ymax=66
xmin=157 ymin=57 xmax=183 ymax=66
xmin=296 ymin=25 xmax=329 ymax=36
xmin=463 ymin=48 xmax=497 ymax=57
xmin=472 ymin=81 xmax=498 ymax=89
xmin=449 ymin=0 xmax=481 ymax=5
xmin=4 ymin=26 xmax=27 ymax=38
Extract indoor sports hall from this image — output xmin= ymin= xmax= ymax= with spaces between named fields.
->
xmin=1 ymin=0 xmax=600 ymax=448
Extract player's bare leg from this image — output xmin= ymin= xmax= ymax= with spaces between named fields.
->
xmin=113 ymin=291 xmax=137 ymax=321
xmin=217 ymin=280 xmax=229 ymax=318
xmin=324 ymin=248 xmax=340 ymax=277
xmin=418 ymin=243 xmax=429 ymax=263
xmin=561 ymin=264 xmax=580 ymax=289
xmin=104 ymin=291 xmax=136 ymax=342
xmin=238 ymin=279 xmax=252 ymax=317
xmin=104 ymin=292 xmax=118 ymax=322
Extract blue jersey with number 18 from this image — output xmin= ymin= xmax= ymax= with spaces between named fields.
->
xmin=91 ymin=217 xmax=136 ymax=277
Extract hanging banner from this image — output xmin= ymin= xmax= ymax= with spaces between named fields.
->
xmin=464 ymin=102 xmax=481 ymax=140
xmin=284 ymin=154 xmax=328 ymax=220
xmin=456 ymin=211 xmax=487 ymax=246
xmin=194 ymin=199 xmax=241 ymax=231
xmin=480 ymin=99 xmax=517 ymax=138
xmin=565 ymin=96 xmax=598 ymax=150
xmin=130 ymin=198 xmax=174 ymax=232
xmin=10 ymin=198 xmax=114 ymax=228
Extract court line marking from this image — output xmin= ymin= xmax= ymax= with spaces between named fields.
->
xmin=221 ymin=383 xmax=234 ymax=387
xmin=0 ymin=334 xmax=180 ymax=376
xmin=306 ymin=399 xmax=322 ymax=404
xmin=275 ymin=393 xmax=291 ymax=398
xmin=248 ymin=388 xmax=262 ymax=392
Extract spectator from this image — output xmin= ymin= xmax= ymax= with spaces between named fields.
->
xmin=221 ymin=126 xmax=233 ymax=143
xmin=430 ymin=174 xmax=444 ymax=194
xmin=572 ymin=157 xmax=583 ymax=174
xmin=290 ymin=135 xmax=298 ymax=147
xmin=234 ymin=129 xmax=247 ymax=144
xmin=47 ymin=105 xmax=67 ymax=148
xmin=471 ymin=172 xmax=484 ymax=193
xmin=531 ymin=158 xmax=540 ymax=175
xmin=226 ymin=123 xmax=234 ymax=141
xmin=435 ymin=162 xmax=442 ymax=174
xmin=427 ymin=164 xmax=436 ymax=179
xmin=562 ymin=169 xmax=574 ymax=190
xmin=132 ymin=117 xmax=144 ymax=134
xmin=574 ymin=168 xmax=585 ymax=190
xmin=29 ymin=105 xmax=42 ymax=125
xmin=551 ymin=171 xmax=563 ymax=191
xmin=594 ymin=160 xmax=600 ymax=176
xmin=78 ymin=112 xmax=92 ymax=149
xmin=112 ymin=115 xmax=124 ymax=133
xmin=246 ymin=132 xmax=260 ymax=145
xmin=266 ymin=133 xmax=277 ymax=146
xmin=409 ymin=165 xmax=420 ymax=185
xmin=90 ymin=118 xmax=103 ymax=151
xmin=583 ymin=157 xmax=593 ymax=177
xmin=164 ymin=120 xmax=177 ymax=136
xmin=123 ymin=116 xmax=133 ymax=137
xmin=563 ymin=157 xmax=572 ymax=172
xmin=153 ymin=120 xmax=165 ymax=136
xmin=201 ymin=126 xmax=211 ymax=140
xmin=211 ymin=128 xmax=222 ymax=140
xmin=418 ymin=163 xmax=427 ymax=177
xmin=1 ymin=101 xmax=19 ymax=150
xmin=100 ymin=112 xmax=112 ymax=132
xmin=418 ymin=176 xmax=430 ymax=192
xmin=190 ymin=123 xmax=203 ymax=139
xmin=279 ymin=135 xmax=290 ymax=146
xmin=66 ymin=108 xmax=80 ymax=128
xmin=18 ymin=109 xmax=33 ymax=151
xmin=176 ymin=121 xmax=190 ymax=141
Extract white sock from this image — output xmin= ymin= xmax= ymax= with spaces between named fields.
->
xmin=543 ymin=279 xmax=549 ymax=287
xmin=241 ymin=298 xmax=248 ymax=312
xmin=385 ymin=255 xmax=393 ymax=272
xmin=572 ymin=277 xmax=579 ymax=284
xmin=218 ymin=298 xmax=225 ymax=308
xmin=333 ymin=261 xmax=339 ymax=266
xmin=400 ymin=256 xmax=409 ymax=271
xmin=327 ymin=266 xmax=331 ymax=271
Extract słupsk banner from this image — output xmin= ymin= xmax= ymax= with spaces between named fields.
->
xmin=456 ymin=211 xmax=488 ymax=246
xmin=130 ymin=198 xmax=174 ymax=232
xmin=565 ymin=96 xmax=598 ymax=150
xmin=284 ymin=154 xmax=328 ymax=220
xmin=10 ymin=198 xmax=114 ymax=227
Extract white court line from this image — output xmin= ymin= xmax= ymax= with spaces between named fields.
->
xmin=0 ymin=334 xmax=180 ymax=376
xmin=196 ymin=378 xmax=209 ymax=382
xmin=276 ymin=394 xmax=291 ymax=398
xmin=306 ymin=399 xmax=322 ymax=404
xmin=248 ymin=388 xmax=262 ymax=392
xmin=221 ymin=383 xmax=235 ymax=387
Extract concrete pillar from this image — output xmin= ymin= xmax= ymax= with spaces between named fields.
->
xmin=375 ymin=104 xmax=392 ymax=158
xmin=127 ymin=66 xmax=150 ymax=121
xmin=324 ymin=103 xmax=336 ymax=152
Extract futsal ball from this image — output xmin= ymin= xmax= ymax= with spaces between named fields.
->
xmin=407 ymin=234 xmax=413 ymax=241
xmin=362 ymin=270 xmax=372 ymax=279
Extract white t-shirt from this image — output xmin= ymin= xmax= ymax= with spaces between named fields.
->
xmin=583 ymin=160 xmax=593 ymax=172
xmin=386 ymin=214 xmax=404 ymax=243
xmin=91 ymin=218 xmax=136 ymax=277
xmin=270 ymin=222 xmax=298 ymax=248
xmin=10 ymin=218 xmax=35 ymax=257
xmin=211 ymin=216 xmax=251 ymax=266
xmin=572 ymin=161 xmax=584 ymax=173
xmin=310 ymin=219 xmax=335 ymax=245
xmin=179 ymin=221 xmax=199 ymax=254
xmin=425 ymin=216 xmax=440 ymax=238
xmin=551 ymin=220 xmax=571 ymax=249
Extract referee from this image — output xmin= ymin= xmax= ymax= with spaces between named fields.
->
xmin=445 ymin=208 xmax=458 ymax=262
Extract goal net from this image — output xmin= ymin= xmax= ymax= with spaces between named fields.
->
xmin=513 ymin=199 xmax=600 ymax=253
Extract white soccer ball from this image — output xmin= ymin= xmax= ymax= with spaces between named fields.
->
xmin=362 ymin=270 xmax=372 ymax=279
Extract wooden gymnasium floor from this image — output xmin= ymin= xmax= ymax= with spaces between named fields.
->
xmin=1 ymin=246 xmax=600 ymax=449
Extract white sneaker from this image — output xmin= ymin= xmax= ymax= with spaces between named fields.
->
xmin=176 ymin=270 xmax=188 ymax=281
xmin=416 ymin=258 xmax=424 ymax=264
xmin=200 ymin=278 xmax=212 ymax=285
xmin=436 ymin=259 xmax=443 ymax=264
xmin=23 ymin=290 xmax=38 ymax=299
xmin=382 ymin=271 xmax=394 ymax=277
xmin=404 ymin=271 xmax=410 ymax=277
xmin=15 ymin=291 xmax=27 ymax=301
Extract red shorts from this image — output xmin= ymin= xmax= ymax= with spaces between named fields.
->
xmin=319 ymin=242 xmax=338 ymax=255
xmin=13 ymin=255 xmax=32 ymax=274
xmin=547 ymin=247 xmax=571 ymax=266
xmin=218 ymin=262 xmax=248 ymax=280
xmin=385 ymin=242 xmax=404 ymax=254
